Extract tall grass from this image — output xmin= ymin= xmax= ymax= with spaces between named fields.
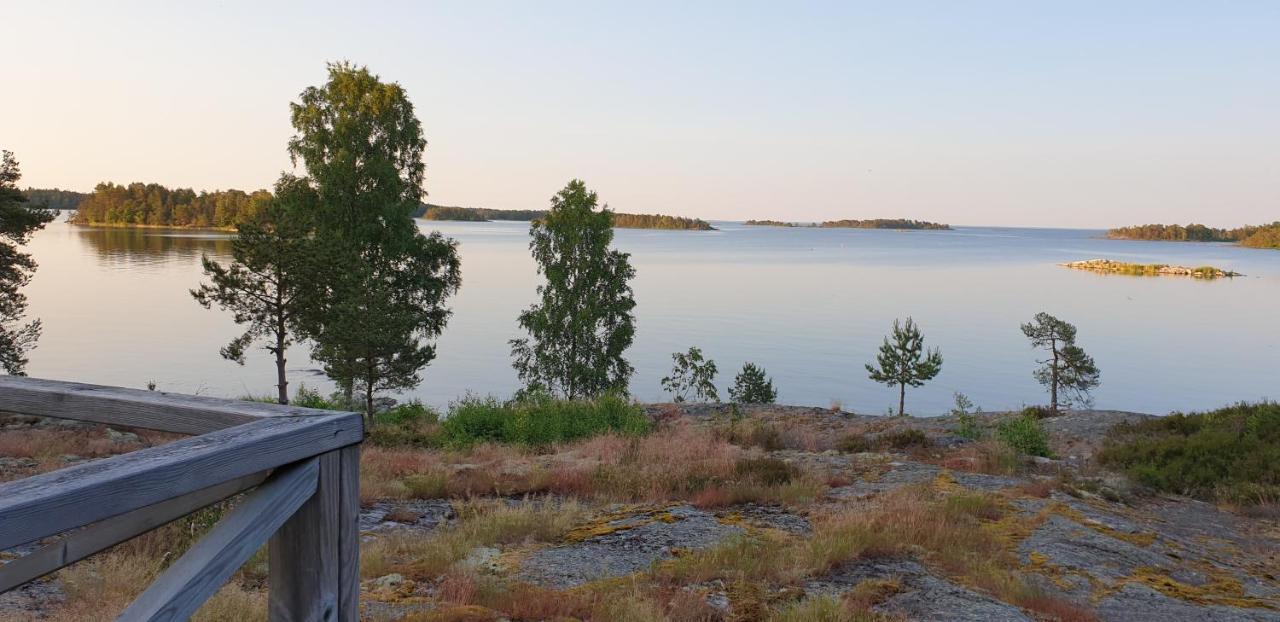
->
xmin=440 ymin=393 xmax=650 ymax=447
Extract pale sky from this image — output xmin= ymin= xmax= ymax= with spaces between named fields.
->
xmin=3 ymin=1 xmax=1277 ymax=228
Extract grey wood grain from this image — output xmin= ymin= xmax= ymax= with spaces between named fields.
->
xmin=268 ymin=450 xmax=339 ymax=621
xmin=117 ymin=458 xmax=319 ymax=622
xmin=336 ymin=445 xmax=361 ymax=621
xmin=0 ymin=375 xmax=358 ymax=434
xmin=0 ymin=412 xmax=362 ymax=550
xmin=0 ymin=471 xmax=270 ymax=593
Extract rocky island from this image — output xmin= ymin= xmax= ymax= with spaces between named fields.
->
xmin=1063 ymin=259 xmax=1242 ymax=279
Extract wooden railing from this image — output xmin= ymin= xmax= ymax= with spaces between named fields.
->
xmin=0 ymin=376 xmax=365 ymax=621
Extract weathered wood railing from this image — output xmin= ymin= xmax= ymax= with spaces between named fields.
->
xmin=0 ymin=376 xmax=364 ymax=621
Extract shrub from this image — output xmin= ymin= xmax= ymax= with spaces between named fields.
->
xmin=440 ymin=393 xmax=650 ymax=447
xmin=660 ymin=346 xmax=719 ymax=402
xmin=880 ymin=428 xmax=932 ymax=450
xmin=368 ymin=401 xmax=442 ymax=448
xmin=1098 ymin=402 xmax=1280 ymax=504
xmin=996 ymin=415 xmax=1052 ymax=457
xmin=734 ymin=457 xmax=799 ymax=486
xmin=728 ymin=362 xmax=777 ymax=404
xmin=1021 ymin=405 xmax=1056 ymax=420
xmin=836 ymin=433 xmax=874 ymax=453
xmin=951 ymin=392 xmax=982 ymax=440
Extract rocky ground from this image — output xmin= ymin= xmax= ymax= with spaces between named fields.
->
xmin=2 ymin=405 xmax=1277 ymax=621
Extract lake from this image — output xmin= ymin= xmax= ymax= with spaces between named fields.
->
xmin=21 ymin=216 xmax=1280 ymax=416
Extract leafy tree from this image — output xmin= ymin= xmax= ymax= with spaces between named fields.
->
xmin=865 ymin=317 xmax=943 ymax=416
xmin=1021 ymin=312 xmax=1100 ymax=412
xmin=190 ymin=177 xmax=315 ymax=404
xmin=510 ymin=180 xmax=636 ymax=399
xmin=728 ymin=362 xmax=777 ymax=404
xmin=0 ymin=151 xmax=55 ymax=375
xmin=288 ymin=62 xmax=462 ymax=418
xmin=661 ymin=346 xmax=719 ymax=402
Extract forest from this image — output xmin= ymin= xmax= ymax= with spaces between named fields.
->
xmin=70 ymin=182 xmax=271 ymax=229
xmin=1107 ymin=222 xmax=1280 ymax=249
xmin=818 ymin=219 xmax=951 ymax=230
xmin=22 ymin=188 xmax=88 ymax=210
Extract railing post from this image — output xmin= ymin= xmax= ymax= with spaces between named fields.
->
xmin=269 ymin=446 xmax=360 ymax=621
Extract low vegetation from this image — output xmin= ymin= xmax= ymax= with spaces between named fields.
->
xmin=1098 ymin=401 xmax=1279 ymax=504
xmin=996 ymin=414 xmax=1052 ymax=458
xmin=1062 ymin=259 xmax=1241 ymax=278
xmin=439 ymin=393 xmax=650 ymax=447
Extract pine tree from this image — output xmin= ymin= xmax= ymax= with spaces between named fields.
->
xmin=510 ymin=180 xmax=636 ymax=399
xmin=865 ymin=317 xmax=943 ymax=416
xmin=0 ymin=151 xmax=55 ymax=375
xmin=1021 ymin=312 xmax=1100 ymax=411
xmin=190 ymin=177 xmax=314 ymax=404
xmin=728 ymin=362 xmax=777 ymax=404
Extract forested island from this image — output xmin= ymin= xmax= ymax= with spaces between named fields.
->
xmin=1063 ymin=259 xmax=1241 ymax=279
xmin=22 ymin=188 xmax=88 ymax=210
xmin=745 ymin=218 xmax=951 ymax=230
xmin=69 ymin=182 xmax=270 ymax=229
xmin=1107 ymin=222 xmax=1280 ymax=250
xmin=423 ymin=204 xmax=715 ymax=230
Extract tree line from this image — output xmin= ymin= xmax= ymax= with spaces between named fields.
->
xmin=424 ymin=204 xmax=715 ymax=230
xmin=72 ymin=183 xmax=271 ymax=229
xmin=1107 ymin=222 xmax=1280 ymax=249
xmin=744 ymin=218 xmax=952 ymax=230
xmin=23 ymin=188 xmax=87 ymax=211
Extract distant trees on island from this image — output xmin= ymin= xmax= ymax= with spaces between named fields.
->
xmin=22 ymin=188 xmax=87 ymax=211
xmin=70 ymin=183 xmax=271 ymax=229
xmin=745 ymin=218 xmax=951 ymax=230
xmin=425 ymin=204 xmax=715 ymax=230
xmin=1107 ymin=222 xmax=1280 ymax=250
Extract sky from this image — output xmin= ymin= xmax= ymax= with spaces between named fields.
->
xmin=3 ymin=1 xmax=1278 ymax=228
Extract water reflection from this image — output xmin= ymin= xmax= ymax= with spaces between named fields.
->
xmin=75 ymin=226 xmax=233 ymax=266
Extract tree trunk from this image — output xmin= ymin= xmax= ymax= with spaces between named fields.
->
xmin=275 ymin=321 xmax=289 ymax=405
xmin=1050 ymin=340 xmax=1060 ymax=412
xmin=898 ymin=383 xmax=906 ymax=417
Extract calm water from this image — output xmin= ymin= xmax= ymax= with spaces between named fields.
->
xmin=21 ymin=216 xmax=1280 ymax=415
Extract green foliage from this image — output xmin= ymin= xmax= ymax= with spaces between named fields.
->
xmin=288 ymin=62 xmax=462 ymax=418
xmin=865 ymin=317 xmax=943 ymax=416
xmin=510 ymin=180 xmax=636 ymax=399
xmin=728 ymin=362 xmax=777 ymax=404
xmin=836 ymin=433 xmax=874 ymax=453
xmin=22 ymin=188 xmax=87 ymax=211
xmin=610 ymin=212 xmax=715 ymax=230
xmin=1020 ymin=405 xmax=1056 ymax=420
xmin=71 ymin=182 xmax=270 ymax=228
xmin=191 ymin=182 xmax=315 ymax=404
xmin=1106 ymin=222 xmax=1280 ymax=251
xmin=951 ymin=392 xmax=982 ymax=440
xmin=996 ymin=415 xmax=1052 ymax=457
xmin=1098 ymin=402 xmax=1280 ymax=504
xmin=661 ymin=346 xmax=719 ymax=402
xmin=1021 ymin=312 xmax=1100 ymax=412
xmin=368 ymin=401 xmax=441 ymax=448
xmin=0 ymin=151 xmax=55 ymax=375
xmin=439 ymin=393 xmax=650 ymax=447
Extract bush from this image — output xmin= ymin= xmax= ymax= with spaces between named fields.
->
xmin=734 ymin=457 xmax=799 ymax=486
xmin=1021 ymin=405 xmax=1057 ymax=420
xmin=836 ymin=433 xmax=874 ymax=453
xmin=1098 ymin=402 xmax=1280 ymax=504
xmin=728 ymin=362 xmax=777 ymax=404
xmin=996 ymin=415 xmax=1052 ymax=457
xmin=440 ymin=393 xmax=651 ymax=447
xmin=951 ymin=392 xmax=982 ymax=440
xmin=368 ymin=401 xmax=441 ymax=448
xmin=880 ymin=428 xmax=932 ymax=450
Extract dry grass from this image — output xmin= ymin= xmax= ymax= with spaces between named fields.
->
xmin=0 ymin=418 xmax=182 ymax=482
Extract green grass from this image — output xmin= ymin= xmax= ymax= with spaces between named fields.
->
xmin=996 ymin=415 xmax=1052 ymax=457
xmin=1098 ymin=401 xmax=1280 ymax=504
xmin=440 ymin=392 xmax=651 ymax=447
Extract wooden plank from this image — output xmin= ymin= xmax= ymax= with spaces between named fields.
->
xmin=0 ymin=412 xmax=362 ymax=550
xmin=268 ymin=450 xmax=339 ymax=621
xmin=337 ymin=445 xmax=361 ymax=621
xmin=0 ymin=471 xmax=270 ymax=593
xmin=117 ymin=459 xmax=319 ymax=622
xmin=0 ymin=375 xmax=357 ymax=434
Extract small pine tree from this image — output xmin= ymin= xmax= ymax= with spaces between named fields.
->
xmin=729 ymin=362 xmax=777 ymax=404
xmin=865 ymin=317 xmax=943 ymax=417
xmin=661 ymin=346 xmax=719 ymax=402
xmin=1021 ymin=312 xmax=1100 ymax=412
